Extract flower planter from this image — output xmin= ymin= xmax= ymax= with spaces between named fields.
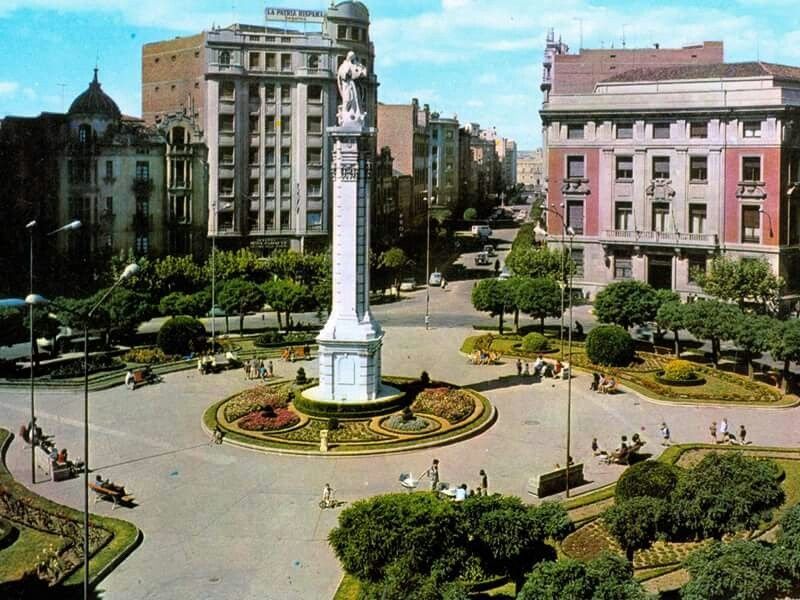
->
xmin=654 ymin=372 xmax=706 ymax=387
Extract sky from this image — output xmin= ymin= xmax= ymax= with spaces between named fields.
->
xmin=1 ymin=0 xmax=799 ymax=150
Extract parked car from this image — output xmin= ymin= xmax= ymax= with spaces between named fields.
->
xmin=474 ymin=252 xmax=490 ymax=266
xmin=207 ymin=306 xmax=227 ymax=317
xmin=471 ymin=224 xmax=492 ymax=238
xmin=498 ymin=266 xmax=512 ymax=280
xmin=429 ymin=272 xmax=443 ymax=286
xmin=483 ymin=244 xmax=496 ymax=257
xmin=399 ymin=278 xmax=416 ymax=291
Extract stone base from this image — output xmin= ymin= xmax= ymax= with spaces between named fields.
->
xmin=299 ymin=383 xmax=404 ymax=418
xmin=316 ymin=335 xmax=383 ymax=402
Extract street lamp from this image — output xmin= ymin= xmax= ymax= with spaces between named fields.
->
xmin=82 ymin=262 xmax=138 ymax=600
xmin=26 ymin=218 xmax=81 ymax=484
xmin=210 ymin=201 xmax=233 ymax=349
xmin=536 ymin=205 xmax=569 ymax=355
xmin=759 ymin=208 xmax=774 ymax=239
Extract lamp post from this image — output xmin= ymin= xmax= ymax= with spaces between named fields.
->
xmin=26 ymin=219 xmax=81 ymax=484
xmin=83 ymin=262 xmax=138 ymax=600
xmin=425 ymin=128 xmax=434 ymax=331
xmin=537 ymin=205 xmax=568 ymax=354
xmin=759 ymin=208 xmax=774 ymax=240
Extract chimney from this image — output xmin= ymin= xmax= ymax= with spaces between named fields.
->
xmin=654 ymin=43 xmax=660 ymax=49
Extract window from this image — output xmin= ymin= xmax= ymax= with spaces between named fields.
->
xmin=616 ymin=123 xmax=634 ymax=139
xmin=219 ymin=50 xmax=230 ymax=66
xmin=446 ymin=130 xmax=454 ymax=140
xmin=105 ymin=196 xmax=113 ymax=214
xmin=170 ymin=194 xmax=189 ymax=223
xmin=567 ymin=124 xmax=584 ymax=140
xmin=219 ymin=178 xmax=234 ymax=195
xmin=249 ymin=148 xmax=259 ymax=165
xmin=743 ymin=121 xmax=762 ymax=138
xmin=218 ymin=212 xmax=234 ymax=232
xmin=281 ymin=178 xmax=291 ymax=195
xmin=78 ymin=124 xmax=91 ymax=144
xmin=307 ymin=116 xmax=322 ymax=134
xmin=338 ymin=25 xmax=347 ymax=39
xmin=690 ymin=121 xmax=708 ymax=138
xmin=307 ymin=54 xmax=319 ymax=70
xmin=281 ymin=115 xmax=291 ymax=131
xmin=689 ymin=156 xmax=708 ymax=182
xmin=742 ymin=156 xmax=761 ymax=181
xmin=615 ymin=253 xmax=632 ymax=279
xmin=281 ymin=54 xmax=292 ymax=71
xmin=264 ymin=116 xmax=275 ymax=134
xmin=308 ymin=148 xmax=322 ymax=165
xmin=653 ymin=123 xmax=671 ymax=139
xmin=616 ymin=156 xmax=633 ymax=180
xmin=266 ymin=53 xmax=276 ymax=70
xmin=281 ymin=149 xmax=291 ymax=166
xmin=689 ymin=204 xmax=707 ymax=234
xmin=105 ymin=160 xmax=113 ymax=179
xmin=219 ymin=114 xmax=234 ymax=132
xmin=281 ymin=86 xmax=290 ymax=101
xmin=248 ymin=211 xmax=259 ymax=231
xmin=249 ymin=52 xmax=261 ymax=69
xmin=220 ymin=146 xmax=234 ymax=164
xmin=308 ymin=179 xmax=322 ymax=195
xmin=652 ymin=202 xmax=670 ymax=232
xmin=265 ymin=85 xmax=275 ymax=102
xmin=566 ymin=200 xmax=584 ymax=234
xmin=566 ymin=156 xmax=585 ymax=179
xmin=249 ymin=115 xmax=259 ymax=133
xmin=264 ymin=210 xmax=274 ymax=229
xmin=571 ymin=249 xmax=584 ymax=278
xmin=653 ymin=156 xmax=670 ymax=179
xmin=248 ymin=83 xmax=260 ymax=100
xmin=308 ymin=84 xmax=322 ymax=102
xmin=265 ymin=148 xmax=275 ymax=165
xmin=307 ymin=211 xmax=322 ymax=230
xmin=280 ymin=210 xmax=291 ymax=228
xmin=220 ymin=81 xmax=235 ymax=100
xmin=135 ymin=234 xmax=149 ymax=255
xmin=688 ymin=255 xmax=706 ymax=284
xmin=265 ymin=178 xmax=275 ymax=196
xmin=171 ymin=126 xmax=187 ymax=146
xmin=135 ymin=197 xmax=149 ymax=216
xmin=741 ymin=206 xmax=761 ymax=243
xmin=615 ymin=202 xmax=633 ymax=230
xmin=135 ymin=161 xmax=150 ymax=180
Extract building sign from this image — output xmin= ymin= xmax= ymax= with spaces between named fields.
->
xmin=249 ymin=237 xmax=290 ymax=250
xmin=265 ymin=7 xmax=325 ymax=23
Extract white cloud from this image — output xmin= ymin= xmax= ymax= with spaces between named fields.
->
xmin=0 ymin=81 xmax=20 ymax=96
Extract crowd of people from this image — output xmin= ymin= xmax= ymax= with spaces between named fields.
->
xmin=515 ymin=355 xmax=568 ymax=380
xmin=592 ymin=433 xmax=647 ymax=465
xmin=709 ymin=418 xmax=749 ymax=445
xmin=590 ymin=372 xmax=617 ymax=393
xmin=422 ymin=459 xmax=490 ymax=500
xmin=244 ymin=357 xmax=274 ymax=380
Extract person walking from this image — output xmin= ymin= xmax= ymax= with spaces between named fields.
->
xmin=516 ymin=359 xmax=523 ymax=377
xmin=426 ymin=459 xmax=440 ymax=491
xmin=659 ymin=422 xmax=671 ymax=446
xmin=740 ymin=424 xmax=747 ymax=445
xmin=479 ymin=469 xmax=488 ymax=496
xmin=719 ymin=418 xmax=729 ymax=443
xmin=709 ymin=421 xmax=717 ymax=444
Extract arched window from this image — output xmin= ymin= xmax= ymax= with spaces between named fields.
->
xmin=171 ymin=126 xmax=186 ymax=146
xmin=219 ymin=50 xmax=231 ymax=66
xmin=78 ymin=124 xmax=92 ymax=144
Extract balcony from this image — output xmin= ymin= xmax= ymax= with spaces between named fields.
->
xmin=736 ymin=181 xmax=767 ymax=200
xmin=132 ymin=177 xmax=153 ymax=197
xmin=132 ymin=211 xmax=151 ymax=231
xmin=602 ymin=229 xmax=718 ymax=249
xmin=561 ymin=177 xmax=590 ymax=195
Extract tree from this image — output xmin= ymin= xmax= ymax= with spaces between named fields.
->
xmin=217 ymin=279 xmax=264 ymax=336
xmin=603 ymin=497 xmax=670 ymax=560
xmin=159 ymin=291 xmax=208 ymax=318
xmin=655 ymin=301 xmax=688 ymax=356
xmin=652 ymin=289 xmax=680 ymax=340
xmin=593 ymin=280 xmax=658 ymax=329
xmin=615 ymin=461 xmax=683 ymax=503
xmin=261 ymin=278 xmax=311 ymax=331
xmin=767 ymin=318 xmax=800 ymax=392
xmin=463 ymin=207 xmax=477 ymax=221
xmin=695 ymin=255 xmax=784 ymax=313
xmin=732 ymin=313 xmax=775 ymax=379
xmin=671 ymin=452 xmax=784 ymax=540
xmin=204 ymin=248 xmax=267 ymax=283
xmin=153 ymin=255 xmax=203 ymax=295
xmin=681 ymin=540 xmax=789 ymax=600
xmin=379 ymin=247 xmax=410 ymax=297
xmin=512 ymin=277 xmax=562 ymax=333
xmin=158 ymin=316 xmax=207 ymax=355
xmin=505 ymin=246 xmax=569 ymax=280
xmin=471 ymin=278 xmax=514 ymax=334
xmin=682 ymin=299 xmax=740 ymax=368
xmin=519 ymin=554 xmax=649 ymax=600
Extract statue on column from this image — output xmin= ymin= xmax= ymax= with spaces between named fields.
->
xmin=337 ymin=51 xmax=367 ymax=127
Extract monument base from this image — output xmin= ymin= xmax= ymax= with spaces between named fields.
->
xmin=315 ymin=335 xmax=384 ymax=402
xmin=298 ymin=383 xmax=405 ymax=418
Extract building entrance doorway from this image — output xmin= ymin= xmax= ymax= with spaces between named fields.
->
xmin=648 ymin=255 xmax=673 ymax=289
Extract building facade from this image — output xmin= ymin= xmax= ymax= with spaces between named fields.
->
xmin=518 ymin=149 xmax=544 ymax=191
xmin=495 ymin=137 xmax=518 ymax=189
xmin=429 ymin=113 xmax=461 ymax=208
xmin=142 ymin=1 xmax=378 ymax=254
xmin=540 ymin=60 xmax=800 ymax=302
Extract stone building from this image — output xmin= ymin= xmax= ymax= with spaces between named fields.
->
xmin=429 ymin=112 xmax=461 ymax=208
xmin=495 ymin=137 xmax=518 ymax=189
xmin=372 ymin=146 xmax=400 ymax=248
xmin=540 ymin=59 xmax=800 ymax=302
xmin=518 ymin=149 xmax=544 ymax=191
xmin=142 ymin=1 xmax=378 ymax=254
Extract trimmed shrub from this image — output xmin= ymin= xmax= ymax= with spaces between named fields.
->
xmin=122 ymin=347 xmax=178 ymax=365
xmin=157 ymin=316 xmax=206 ymax=356
xmin=50 ymin=355 xmax=123 ymax=379
xmin=663 ymin=359 xmax=697 ymax=381
xmin=615 ymin=461 xmax=683 ymax=503
xmin=254 ymin=331 xmax=283 ymax=346
xmin=327 ymin=417 xmax=340 ymax=431
xmin=295 ymin=367 xmax=307 ymax=384
xmin=585 ymin=324 xmax=634 ymax=366
xmin=463 ymin=207 xmax=478 ymax=221
xmin=522 ymin=332 xmax=550 ymax=353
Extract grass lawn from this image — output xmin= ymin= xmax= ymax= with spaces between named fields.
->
xmin=332 ymin=574 xmax=360 ymax=600
xmin=0 ymin=527 xmax=64 ymax=582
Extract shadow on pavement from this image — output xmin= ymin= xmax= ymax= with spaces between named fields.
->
xmin=91 ymin=442 xmax=211 ymax=472
xmin=0 ymin=577 xmax=106 ymax=599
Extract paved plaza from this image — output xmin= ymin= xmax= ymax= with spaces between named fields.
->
xmin=2 ymin=233 xmax=800 ymax=599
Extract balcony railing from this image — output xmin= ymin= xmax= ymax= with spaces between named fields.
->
xmin=602 ymin=229 xmax=718 ymax=247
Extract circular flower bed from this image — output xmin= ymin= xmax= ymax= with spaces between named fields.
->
xmin=239 ymin=407 xmax=300 ymax=431
xmin=411 ymin=387 xmax=475 ymax=424
xmin=224 ymin=387 xmax=291 ymax=422
xmin=655 ymin=360 xmax=706 ymax=386
xmin=381 ymin=413 xmax=437 ymax=434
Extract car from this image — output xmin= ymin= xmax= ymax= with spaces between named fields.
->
xmin=498 ymin=267 xmax=512 ymax=280
xmin=399 ymin=278 xmax=416 ymax=291
xmin=474 ymin=252 xmax=490 ymax=266
xmin=483 ymin=244 xmax=496 ymax=257
xmin=207 ymin=306 xmax=227 ymax=317
xmin=429 ymin=272 xmax=443 ymax=286
xmin=471 ymin=224 xmax=492 ymax=238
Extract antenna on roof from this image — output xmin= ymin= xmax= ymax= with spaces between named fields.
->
xmin=622 ymin=24 xmax=628 ymax=49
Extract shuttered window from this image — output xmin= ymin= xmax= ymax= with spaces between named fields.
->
xmin=567 ymin=200 xmax=584 ymax=235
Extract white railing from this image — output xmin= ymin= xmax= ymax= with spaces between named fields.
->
xmin=602 ymin=230 xmax=718 ymax=246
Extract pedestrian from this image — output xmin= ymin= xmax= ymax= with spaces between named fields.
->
xmin=267 ymin=360 xmax=274 ymax=378
xmin=441 ymin=277 xmax=447 ymax=290
xmin=479 ymin=469 xmax=488 ymax=496
xmin=709 ymin=421 xmax=717 ymax=444
xmin=494 ymin=258 xmax=500 ymax=274
xmin=426 ymin=459 xmax=440 ymax=491
xmin=740 ymin=424 xmax=747 ymax=445
xmin=718 ymin=418 xmax=728 ymax=443
xmin=516 ymin=358 xmax=522 ymax=377
xmin=523 ymin=362 xmax=530 ymax=376
xmin=574 ymin=320 xmax=584 ymax=336
xmin=591 ymin=437 xmax=602 ymax=455
xmin=659 ymin=422 xmax=671 ymax=446
xmin=125 ymin=370 xmax=134 ymax=390
xmin=590 ymin=372 xmax=600 ymax=391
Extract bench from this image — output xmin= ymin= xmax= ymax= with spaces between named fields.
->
xmin=131 ymin=369 xmax=147 ymax=388
xmin=527 ymin=463 xmax=584 ymax=497
xmin=293 ymin=346 xmax=309 ymax=360
xmin=88 ymin=482 xmax=135 ymax=510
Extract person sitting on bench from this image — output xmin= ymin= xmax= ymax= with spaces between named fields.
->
xmin=553 ymin=360 xmax=563 ymax=376
xmin=590 ymin=372 xmax=601 ymax=391
xmin=533 ymin=355 xmax=545 ymax=376
xmin=542 ymin=362 xmax=554 ymax=378
xmin=57 ymin=448 xmax=68 ymax=464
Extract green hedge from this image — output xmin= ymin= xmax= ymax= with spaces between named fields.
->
xmin=585 ymin=325 xmax=634 ymax=367
xmin=293 ymin=388 xmax=409 ymax=418
xmin=157 ymin=316 xmax=206 ymax=356
xmin=522 ymin=332 xmax=551 ymax=353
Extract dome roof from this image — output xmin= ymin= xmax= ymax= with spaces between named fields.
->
xmin=68 ymin=69 xmax=121 ymax=120
xmin=329 ymin=1 xmax=369 ymax=21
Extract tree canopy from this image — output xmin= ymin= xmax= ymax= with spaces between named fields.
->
xmin=505 ymin=246 xmax=570 ymax=280
xmin=217 ymin=278 xmax=264 ymax=336
xmin=512 ymin=277 xmax=562 ymax=333
xmin=593 ymin=280 xmax=658 ymax=329
xmin=683 ymin=299 xmax=741 ymax=367
xmin=261 ymin=278 xmax=311 ymax=331
xmin=694 ymin=255 xmax=783 ymax=313
xmin=471 ymin=278 xmax=514 ymax=334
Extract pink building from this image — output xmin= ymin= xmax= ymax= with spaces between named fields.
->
xmin=540 ymin=55 xmax=800 ymax=304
